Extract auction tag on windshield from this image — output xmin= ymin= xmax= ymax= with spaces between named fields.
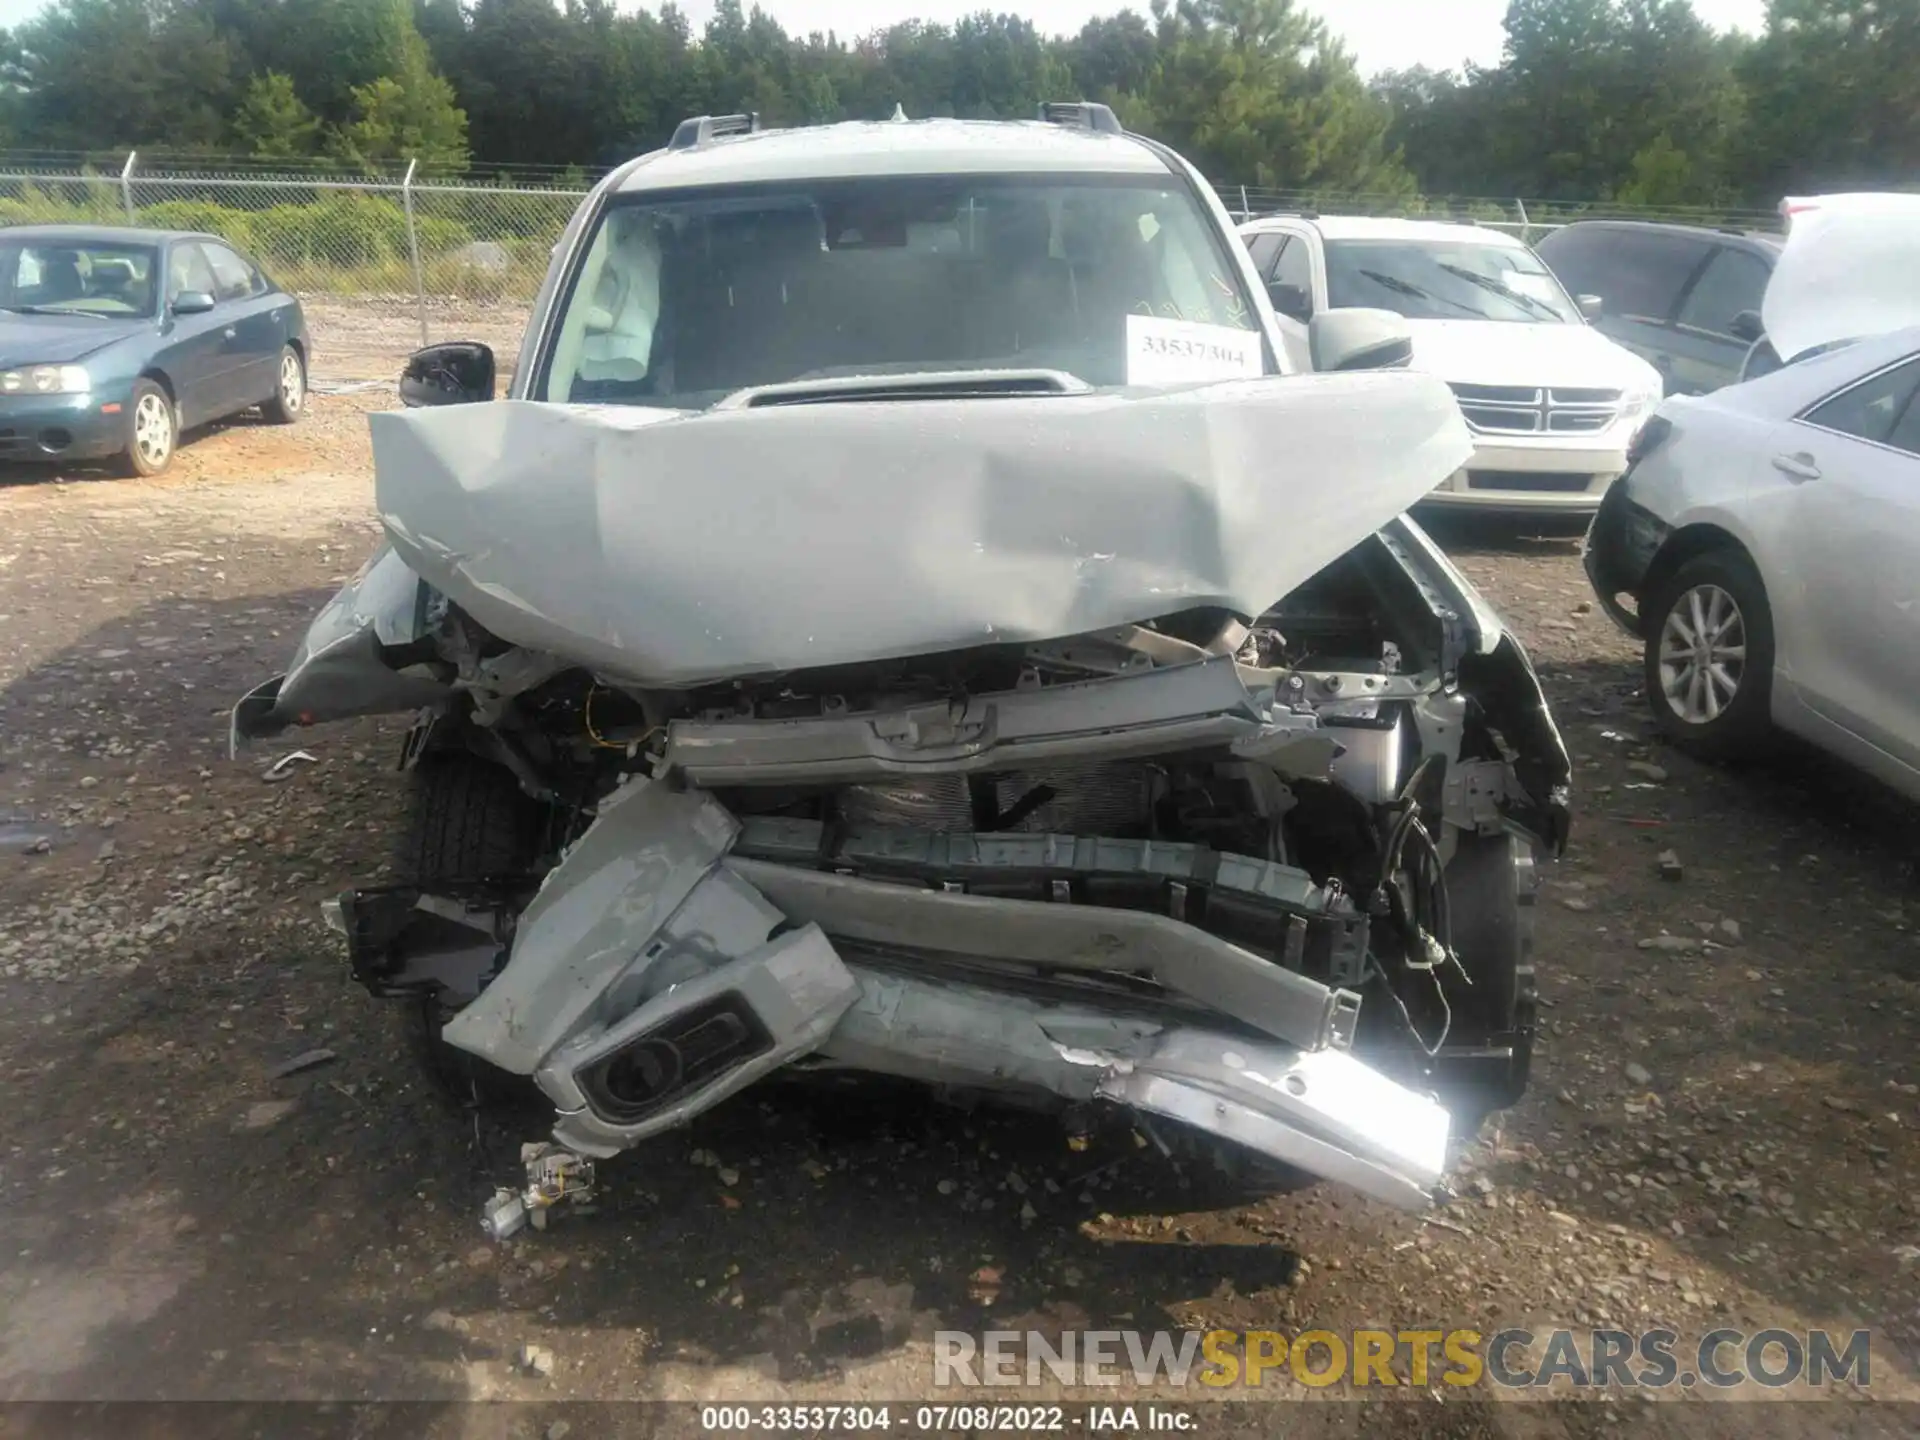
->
xmin=1125 ymin=314 xmax=1264 ymax=385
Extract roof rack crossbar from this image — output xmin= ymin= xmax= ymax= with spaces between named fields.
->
xmin=1038 ymin=101 xmax=1123 ymax=136
xmin=669 ymin=112 xmax=761 ymax=152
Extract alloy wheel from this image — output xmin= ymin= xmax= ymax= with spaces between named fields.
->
xmin=133 ymin=391 xmax=174 ymax=470
xmin=279 ymin=351 xmax=304 ymax=414
xmin=1657 ymin=582 xmax=1746 ymax=724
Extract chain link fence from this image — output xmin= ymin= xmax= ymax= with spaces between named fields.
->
xmin=0 ymin=151 xmax=1787 ymax=368
xmin=0 ymin=152 xmax=587 ymax=357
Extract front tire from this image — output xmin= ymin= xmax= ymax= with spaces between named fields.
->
xmin=1643 ymin=549 xmax=1774 ymax=758
xmin=263 ymin=345 xmax=305 ymax=424
xmin=122 ymin=379 xmax=176 ymax=476
xmin=396 ymin=754 xmax=544 ymax=1105
xmin=1437 ymin=831 xmax=1537 ymax=1123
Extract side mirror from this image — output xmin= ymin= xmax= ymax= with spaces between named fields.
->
xmin=1729 ymin=309 xmax=1765 ymax=343
xmin=1739 ymin=338 xmax=1782 ymax=383
xmin=1309 ymin=308 xmax=1414 ymax=373
xmin=1267 ymin=280 xmax=1313 ymax=323
xmin=171 ymin=290 xmax=215 ymax=316
xmin=400 ymin=342 xmax=496 ymax=407
xmin=1577 ymin=293 xmax=1604 ymax=322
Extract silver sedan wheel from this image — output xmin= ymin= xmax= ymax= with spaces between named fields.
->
xmin=1658 ymin=583 xmax=1747 ymax=724
xmin=279 ymin=351 xmax=304 ymax=414
xmin=132 ymin=391 xmax=174 ymax=470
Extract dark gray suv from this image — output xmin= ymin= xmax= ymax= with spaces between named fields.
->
xmin=1535 ymin=220 xmax=1780 ymax=395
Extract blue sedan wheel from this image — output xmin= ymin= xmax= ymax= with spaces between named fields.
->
xmin=124 ymin=379 xmax=176 ymax=477
xmin=264 ymin=345 xmax=305 ymax=425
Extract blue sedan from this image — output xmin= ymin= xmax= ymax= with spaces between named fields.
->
xmin=0 ymin=225 xmax=309 ymax=475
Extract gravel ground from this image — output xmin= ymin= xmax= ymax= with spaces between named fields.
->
xmin=1 ymin=397 xmax=1917 ymax=1435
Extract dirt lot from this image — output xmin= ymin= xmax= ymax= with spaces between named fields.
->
xmin=1 ymin=386 xmax=1918 ymax=1437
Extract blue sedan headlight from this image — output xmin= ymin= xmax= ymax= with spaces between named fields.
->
xmin=0 ymin=365 xmax=90 ymax=395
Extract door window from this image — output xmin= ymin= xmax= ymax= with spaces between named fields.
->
xmin=1675 ymin=247 xmax=1771 ymax=338
xmin=1272 ymin=235 xmax=1312 ymax=295
xmin=167 ymin=243 xmax=218 ymax=303
xmin=1803 ymin=357 xmax=1920 ymax=447
xmin=200 ymin=241 xmax=262 ymax=302
xmin=1245 ymin=231 xmax=1282 ymax=277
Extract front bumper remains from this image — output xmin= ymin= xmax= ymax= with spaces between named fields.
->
xmin=1581 ymin=477 xmax=1672 ymax=639
xmin=336 ymin=779 xmax=1452 ymax=1211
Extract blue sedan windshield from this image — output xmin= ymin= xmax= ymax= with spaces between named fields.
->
xmin=0 ymin=241 xmax=160 ymax=317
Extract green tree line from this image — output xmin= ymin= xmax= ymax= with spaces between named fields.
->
xmin=0 ymin=0 xmax=1910 ymax=203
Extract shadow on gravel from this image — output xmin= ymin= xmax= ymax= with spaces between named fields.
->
xmin=1543 ymin=654 xmax=1920 ymax=895
xmin=1413 ymin=507 xmax=1594 ymax=557
xmin=1522 ymin=649 xmax=1920 ymax=1384
xmin=0 ymin=413 xmax=284 ymax=490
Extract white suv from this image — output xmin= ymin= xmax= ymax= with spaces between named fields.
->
xmin=1240 ymin=215 xmax=1663 ymax=513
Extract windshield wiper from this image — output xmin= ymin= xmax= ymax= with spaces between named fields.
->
xmin=1357 ymin=268 xmax=1427 ymax=300
xmin=2 ymin=304 xmax=114 ymax=319
xmin=1355 ymin=269 xmax=1484 ymax=319
xmin=1436 ymin=263 xmax=1563 ymax=321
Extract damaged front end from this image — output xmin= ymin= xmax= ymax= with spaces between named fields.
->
xmin=238 ymin=380 xmax=1570 ymax=1211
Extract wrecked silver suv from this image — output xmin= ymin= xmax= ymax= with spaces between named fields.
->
xmin=232 ymin=107 xmax=1570 ymax=1212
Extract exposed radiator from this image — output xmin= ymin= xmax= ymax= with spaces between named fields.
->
xmin=838 ymin=762 xmax=1156 ymax=835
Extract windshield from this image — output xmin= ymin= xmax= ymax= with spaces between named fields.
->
xmin=1325 ymin=238 xmax=1578 ymax=324
xmin=0 ymin=240 xmax=159 ymax=317
xmin=540 ymin=173 xmax=1265 ymax=406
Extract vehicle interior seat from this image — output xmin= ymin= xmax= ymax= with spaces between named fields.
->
xmin=89 ymin=257 xmax=141 ymax=309
xmin=37 ymin=253 xmax=83 ymax=303
xmin=675 ymin=207 xmax=829 ymax=393
xmin=937 ymin=196 xmax=1075 ymax=369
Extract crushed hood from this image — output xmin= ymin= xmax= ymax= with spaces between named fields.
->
xmin=1763 ymin=193 xmax=1920 ymax=361
xmin=370 ymin=375 xmax=1472 ymax=687
xmin=1404 ymin=318 xmax=1661 ymax=393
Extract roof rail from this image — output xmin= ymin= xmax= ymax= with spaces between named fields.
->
xmin=1038 ymin=101 xmax=1123 ymax=135
xmin=669 ymin=112 xmax=761 ymax=151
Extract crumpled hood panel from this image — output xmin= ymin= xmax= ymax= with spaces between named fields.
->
xmin=371 ymin=375 xmax=1472 ymax=687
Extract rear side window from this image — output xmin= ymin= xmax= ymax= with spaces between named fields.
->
xmin=1675 ymin=247 xmax=1771 ymax=338
xmin=201 ymin=241 xmax=264 ymax=302
xmin=167 ymin=243 xmax=217 ymax=301
xmin=1536 ymin=226 xmax=1712 ymax=323
xmin=1803 ymin=356 xmax=1920 ymax=447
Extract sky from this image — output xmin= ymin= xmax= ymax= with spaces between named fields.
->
xmin=0 ymin=0 xmax=1771 ymax=77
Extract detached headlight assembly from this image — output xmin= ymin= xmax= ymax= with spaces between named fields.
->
xmin=0 ymin=365 xmax=91 ymax=395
